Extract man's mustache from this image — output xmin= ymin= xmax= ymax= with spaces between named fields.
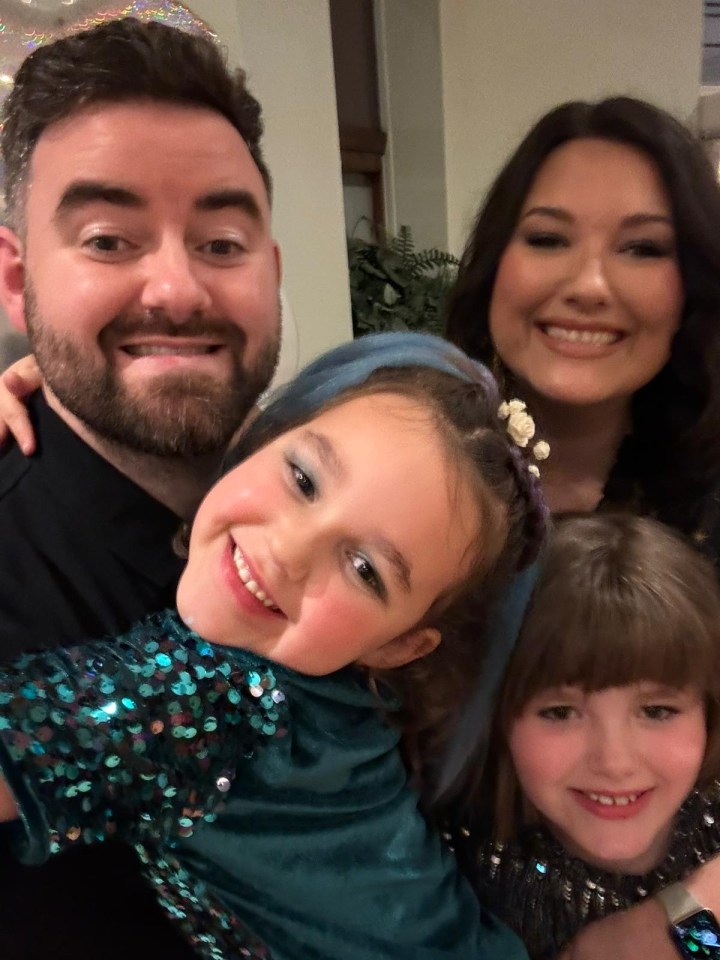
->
xmin=100 ymin=312 xmax=248 ymax=348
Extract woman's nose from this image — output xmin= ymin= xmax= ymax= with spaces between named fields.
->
xmin=561 ymin=251 xmax=612 ymax=311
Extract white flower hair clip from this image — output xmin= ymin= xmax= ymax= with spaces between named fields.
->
xmin=498 ymin=399 xmax=550 ymax=478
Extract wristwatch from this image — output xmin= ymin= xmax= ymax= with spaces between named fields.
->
xmin=656 ymin=882 xmax=720 ymax=958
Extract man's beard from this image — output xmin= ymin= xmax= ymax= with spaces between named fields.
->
xmin=25 ymin=284 xmax=280 ymax=459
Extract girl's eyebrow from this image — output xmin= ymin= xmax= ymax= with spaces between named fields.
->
xmin=376 ymin=538 xmax=412 ymax=593
xmin=301 ymin=430 xmax=346 ymax=480
xmin=301 ymin=429 xmax=413 ymax=592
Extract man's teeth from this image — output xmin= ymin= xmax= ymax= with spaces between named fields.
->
xmin=232 ymin=547 xmax=278 ymax=609
xmin=545 ymin=325 xmax=618 ymax=346
xmin=586 ymin=791 xmax=640 ymax=806
xmin=124 ymin=345 xmax=215 ymax=356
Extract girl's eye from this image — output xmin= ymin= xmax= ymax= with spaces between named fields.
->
xmin=523 ymin=231 xmax=569 ymax=250
xmin=642 ymin=704 xmax=679 ymax=721
xmin=620 ymin=240 xmax=672 ymax=259
xmin=538 ymin=705 xmax=575 ymax=721
xmin=349 ymin=553 xmax=385 ymax=599
xmin=290 ymin=463 xmax=315 ymax=500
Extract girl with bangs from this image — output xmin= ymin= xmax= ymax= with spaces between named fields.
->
xmin=449 ymin=512 xmax=720 ymax=960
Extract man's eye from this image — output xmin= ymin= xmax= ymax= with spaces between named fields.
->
xmin=202 ymin=239 xmax=244 ymax=256
xmin=291 ymin=463 xmax=315 ymax=500
xmin=85 ymin=235 xmax=126 ymax=253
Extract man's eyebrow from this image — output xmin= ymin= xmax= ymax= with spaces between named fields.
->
xmin=54 ymin=181 xmax=145 ymax=219
xmin=195 ymin=189 xmax=262 ymax=222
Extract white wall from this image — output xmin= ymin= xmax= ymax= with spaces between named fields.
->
xmin=436 ymin=0 xmax=704 ymax=255
xmin=185 ymin=0 xmax=353 ymax=367
xmin=375 ymin=0 xmax=449 ymax=252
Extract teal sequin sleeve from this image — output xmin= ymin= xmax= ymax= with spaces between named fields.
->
xmin=0 ymin=610 xmax=287 ymax=866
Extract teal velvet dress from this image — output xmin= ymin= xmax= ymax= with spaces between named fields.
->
xmin=0 ymin=610 xmax=527 ymax=960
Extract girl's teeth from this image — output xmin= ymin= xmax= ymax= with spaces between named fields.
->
xmin=232 ymin=546 xmax=278 ymax=609
xmin=586 ymin=791 xmax=640 ymax=806
xmin=545 ymin=325 xmax=617 ymax=346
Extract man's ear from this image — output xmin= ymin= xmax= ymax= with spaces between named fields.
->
xmin=0 ymin=227 xmax=26 ymax=333
xmin=359 ymin=627 xmax=441 ymax=670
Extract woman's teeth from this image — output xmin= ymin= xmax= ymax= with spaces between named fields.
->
xmin=545 ymin=325 xmax=618 ymax=346
xmin=585 ymin=791 xmax=641 ymax=806
xmin=232 ymin=546 xmax=279 ymax=610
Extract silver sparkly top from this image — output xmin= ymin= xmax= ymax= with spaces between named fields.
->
xmin=463 ymin=785 xmax=720 ymax=959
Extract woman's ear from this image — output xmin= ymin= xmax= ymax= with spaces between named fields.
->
xmin=359 ymin=627 xmax=441 ymax=670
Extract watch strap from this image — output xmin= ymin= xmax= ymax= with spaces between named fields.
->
xmin=657 ymin=883 xmax=707 ymax=924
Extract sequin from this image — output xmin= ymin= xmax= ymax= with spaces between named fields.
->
xmin=0 ymin=610 xmax=285 ymax=960
xmin=466 ymin=780 xmax=720 ymax=959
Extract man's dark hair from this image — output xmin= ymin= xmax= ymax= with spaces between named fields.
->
xmin=1 ymin=17 xmax=272 ymax=227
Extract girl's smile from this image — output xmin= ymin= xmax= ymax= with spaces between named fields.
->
xmin=176 ymin=392 xmax=481 ymax=675
xmin=509 ymin=683 xmax=706 ymax=874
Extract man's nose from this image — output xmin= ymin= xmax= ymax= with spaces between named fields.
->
xmin=139 ymin=240 xmax=212 ymax=321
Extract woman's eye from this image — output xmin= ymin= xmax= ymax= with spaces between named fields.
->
xmin=523 ymin=231 xmax=569 ymax=250
xmin=621 ymin=240 xmax=670 ymax=259
xmin=290 ymin=463 xmax=315 ymax=500
xmin=349 ymin=553 xmax=385 ymax=598
xmin=538 ymin=705 xmax=574 ymax=721
xmin=642 ymin=704 xmax=678 ymax=721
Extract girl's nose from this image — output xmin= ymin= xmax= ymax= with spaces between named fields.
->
xmin=586 ymin=722 xmax=637 ymax=780
xmin=268 ymin=523 xmax=312 ymax=583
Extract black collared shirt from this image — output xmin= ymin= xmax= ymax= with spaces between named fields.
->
xmin=0 ymin=392 xmax=196 ymax=959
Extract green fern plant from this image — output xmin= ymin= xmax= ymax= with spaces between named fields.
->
xmin=348 ymin=225 xmax=459 ymax=338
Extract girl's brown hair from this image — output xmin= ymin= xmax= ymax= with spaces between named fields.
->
xmin=485 ymin=512 xmax=720 ymax=839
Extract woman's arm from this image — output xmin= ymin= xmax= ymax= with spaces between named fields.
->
xmin=0 ymin=354 xmax=41 ymax=454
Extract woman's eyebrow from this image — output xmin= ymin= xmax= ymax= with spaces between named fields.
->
xmin=619 ymin=213 xmax=674 ymax=228
xmin=520 ymin=205 xmax=573 ymax=223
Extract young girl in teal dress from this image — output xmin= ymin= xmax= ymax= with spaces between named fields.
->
xmin=447 ymin=513 xmax=720 ymax=960
xmin=0 ymin=333 xmax=547 ymax=960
